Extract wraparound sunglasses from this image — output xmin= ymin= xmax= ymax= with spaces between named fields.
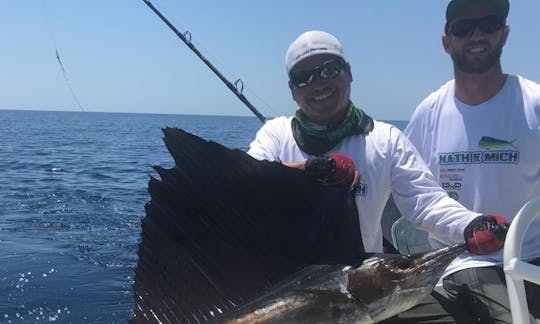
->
xmin=290 ymin=58 xmax=345 ymax=88
xmin=447 ymin=15 xmax=505 ymax=38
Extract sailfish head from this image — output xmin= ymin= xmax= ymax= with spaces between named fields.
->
xmin=347 ymin=243 xmax=466 ymax=322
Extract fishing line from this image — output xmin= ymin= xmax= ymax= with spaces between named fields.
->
xmin=187 ymin=33 xmax=279 ymax=120
xmin=41 ymin=2 xmax=85 ymax=112
xmin=55 ymin=49 xmax=85 ymax=112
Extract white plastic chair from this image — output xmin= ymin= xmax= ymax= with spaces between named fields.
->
xmin=390 ymin=216 xmax=431 ymax=255
xmin=503 ymin=196 xmax=540 ymax=324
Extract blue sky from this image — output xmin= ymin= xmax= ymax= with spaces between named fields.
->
xmin=2 ymin=1 xmax=539 ymax=121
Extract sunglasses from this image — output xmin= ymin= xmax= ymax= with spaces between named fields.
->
xmin=290 ymin=59 xmax=345 ymax=88
xmin=447 ymin=15 xmax=505 ymax=38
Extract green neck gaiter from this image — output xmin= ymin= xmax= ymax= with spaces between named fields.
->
xmin=291 ymin=101 xmax=374 ymax=155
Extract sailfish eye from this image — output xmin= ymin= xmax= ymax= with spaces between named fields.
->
xmin=396 ymin=258 xmax=413 ymax=270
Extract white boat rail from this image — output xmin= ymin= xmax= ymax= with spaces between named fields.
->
xmin=503 ymin=195 xmax=540 ymax=324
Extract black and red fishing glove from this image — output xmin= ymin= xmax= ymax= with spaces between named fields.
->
xmin=305 ymin=153 xmax=360 ymax=189
xmin=464 ymin=214 xmax=509 ymax=255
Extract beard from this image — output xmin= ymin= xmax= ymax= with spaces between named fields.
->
xmin=451 ymin=41 xmax=503 ymax=74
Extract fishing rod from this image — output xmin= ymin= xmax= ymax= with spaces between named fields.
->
xmin=142 ymin=0 xmax=266 ymax=123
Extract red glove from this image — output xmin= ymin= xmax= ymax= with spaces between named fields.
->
xmin=305 ymin=154 xmax=360 ymax=189
xmin=464 ymin=214 xmax=509 ymax=255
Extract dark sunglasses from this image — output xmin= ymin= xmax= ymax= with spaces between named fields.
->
xmin=447 ymin=15 xmax=505 ymax=38
xmin=290 ymin=59 xmax=345 ymax=88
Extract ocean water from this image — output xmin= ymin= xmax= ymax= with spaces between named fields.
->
xmin=0 ymin=109 xmax=406 ymax=323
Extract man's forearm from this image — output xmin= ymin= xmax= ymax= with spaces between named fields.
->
xmin=283 ymin=161 xmax=307 ymax=170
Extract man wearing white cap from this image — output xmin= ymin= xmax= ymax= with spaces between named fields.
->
xmin=248 ymin=30 xmax=510 ymax=322
xmin=405 ymin=0 xmax=540 ymax=321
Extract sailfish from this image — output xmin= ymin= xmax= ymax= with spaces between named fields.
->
xmin=131 ymin=127 xmax=466 ymax=323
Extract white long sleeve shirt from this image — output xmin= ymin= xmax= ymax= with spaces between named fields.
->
xmin=248 ymin=117 xmax=480 ymax=253
xmin=405 ymin=75 xmax=540 ymax=277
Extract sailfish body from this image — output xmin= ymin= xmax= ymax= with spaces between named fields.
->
xmin=132 ymin=127 xmax=464 ymax=323
xmin=221 ymin=244 xmax=466 ymax=323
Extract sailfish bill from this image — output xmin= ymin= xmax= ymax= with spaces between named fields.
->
xmin=131 ymin=127 xmax=465 ymax=323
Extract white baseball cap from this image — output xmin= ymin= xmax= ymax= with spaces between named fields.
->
xmin=285 ymin=30 xmax=345 ymax=74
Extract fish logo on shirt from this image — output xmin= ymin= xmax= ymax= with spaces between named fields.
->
xmin=478 ymin=136 xmax=517 ymax=150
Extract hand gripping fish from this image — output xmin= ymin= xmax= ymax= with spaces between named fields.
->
xmin=131 ymin=128 xmax=466 ymax=323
